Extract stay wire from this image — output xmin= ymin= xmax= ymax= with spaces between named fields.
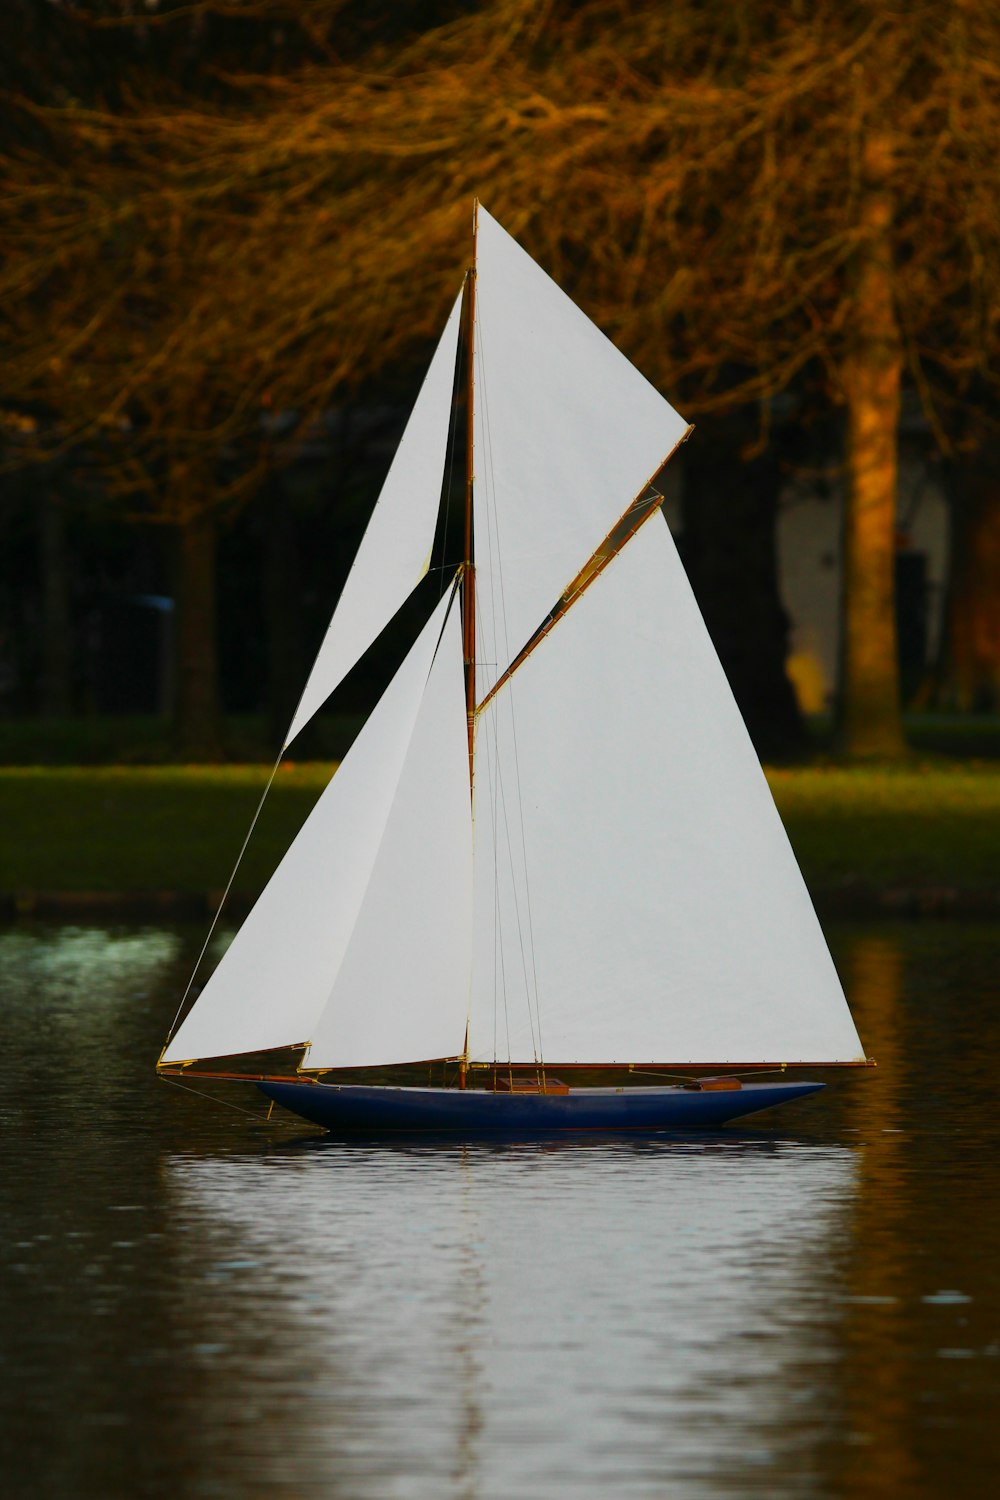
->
xmin=494 ymin=732 xmax=540 ymax=1065
xmin=158 ymin=1070 xmax=283 ymax=1125
xmin=165 ymin=297 xmax=468 ymax=1057
xmin=475 ymin=319 xmax=543 ymax=1067
xmin=162 ymin=750 xmax=283 ymax=1049
xmin=484 ymin=711 xmax=512 ymax=1069
xmin=471 ymin=325 xmax=513 ymax=1072
xmin=475 ymin=330 xmax=523 ymax=1069
xmin=164 ymin=479 xmax=363 ymax=1054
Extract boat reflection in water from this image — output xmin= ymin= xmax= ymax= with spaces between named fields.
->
xmin=164 ymin=1138 xmax=858 ymax=1498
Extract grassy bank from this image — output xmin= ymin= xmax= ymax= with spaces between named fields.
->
xmin=1 ymin=762 xmax=997 ymax=905
xmin=0 ymin=764 xmax=325 ymax=898
xmin=765 ymin=764 xmax=999 ymax=892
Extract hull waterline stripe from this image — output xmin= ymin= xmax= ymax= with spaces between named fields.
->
xmin=158 ymin=1058 xmax=874 ymax=1083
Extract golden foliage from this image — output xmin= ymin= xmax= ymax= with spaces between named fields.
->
xmin=2 ymin=0 xmax=1000 ymax=515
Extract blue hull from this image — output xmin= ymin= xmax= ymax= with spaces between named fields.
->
xmin=257 ymin=1079 xmax=824 ymax=1137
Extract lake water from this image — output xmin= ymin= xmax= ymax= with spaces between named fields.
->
xmin=1 ymin=920 xmax=999 ymax=1499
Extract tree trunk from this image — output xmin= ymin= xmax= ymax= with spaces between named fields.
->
xmin=38 ymin=488 xmax=73 ymax=716
xmin=174 ymin=507 xmax=222 ymax=758
xmin=941 ymin=447 xmax=1000 ymax=711
xmin=262 ymin=480 xmax=305 ymax=749
xmin=837 ymin=133 xmax=907 ymax=758
xmin=680 ymin=412 xmax=805 ymax=760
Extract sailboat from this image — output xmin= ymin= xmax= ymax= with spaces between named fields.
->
xmin=158 ymin=204 xmax=871 ymax=1134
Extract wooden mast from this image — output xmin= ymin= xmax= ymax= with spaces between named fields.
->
xmin=459 ymin=200 xmax=478 ymax=1091
xmin=463 ymin=201 xmax=478 ymax=787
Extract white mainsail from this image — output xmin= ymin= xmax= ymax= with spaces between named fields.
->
xmin=472 ymin=207 xmax=689 ymax=697
xmin=303 ymin=602 xmax=472 ymax=1069
xmin=470 ymin=515 xmax=865 ymax=1065
xmin=284 ymin=289 xmax=463 ymax=748
xmin=162 ymin=588 xmax=458 ymax=1064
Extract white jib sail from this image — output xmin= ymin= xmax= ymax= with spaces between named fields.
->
xmin=470 ymin=515 xmax=865 ymax=1065
xmin=284 ymin=288 xmax=463 ymax=748
xmin=472 ymin=207 xmax=689 ymax=696
xmin=304 ymin=601 xmax=472 ymax=1069
xmin=162 ymin=588 xmax=458 ymax=1065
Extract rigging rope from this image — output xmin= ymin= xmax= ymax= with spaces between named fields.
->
xmin=162 ymin=751 xmax=284 ymax=1049
xmin=475 ymin=313 xmax=543 ymax=1069
xmin=158 ymin=1070 xmax=283 ymax=1125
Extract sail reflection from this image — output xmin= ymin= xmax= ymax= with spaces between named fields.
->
xmin=164 ymin=1139 xmax=858 ymax=1498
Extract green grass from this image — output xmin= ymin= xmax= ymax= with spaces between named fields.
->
xmin=0 ymin=764 xmax=329 ymax=896
xmin=766 ymin=763 xmax=1000 ymax=890
xmin=0 ymin=762 xmax=997 ymax=898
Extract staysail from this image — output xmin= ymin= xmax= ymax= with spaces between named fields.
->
xmin=470 ymin=515 xmax=865 ymax=1065
xmin=162 ymin=588 xmax=459 ymax=1064
xmin=284 ymin=289 xmax=463 ymax=748
xmin=472 ymin=208 xmax=688 ymax=698
xmin=303 ymin=600 xmax=472 ymax=1069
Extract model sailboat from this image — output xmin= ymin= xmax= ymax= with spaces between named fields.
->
xmin=158 ymin=204 xmax=870 ymax=1134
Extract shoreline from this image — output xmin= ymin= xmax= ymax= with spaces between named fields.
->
xmin=5 ymin=763 xmax=998 ymax=923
